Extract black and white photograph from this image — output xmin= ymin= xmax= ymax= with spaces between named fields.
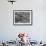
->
xmin=13 ymin=10 xmax=32 ymax=25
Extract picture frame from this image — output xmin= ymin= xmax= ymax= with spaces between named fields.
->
xmin=13 ymin=10 xmax=33 ymax=26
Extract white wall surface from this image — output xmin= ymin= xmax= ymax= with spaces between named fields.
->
xmin=0 ymin=0 xmax=46 ymax=42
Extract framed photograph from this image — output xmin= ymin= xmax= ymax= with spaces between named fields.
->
xmin=13 ymin=10 xmax=32 ymax=25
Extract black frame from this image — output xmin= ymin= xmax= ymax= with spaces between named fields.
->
xmin=13 ymin=10 xmax=33 ymax=26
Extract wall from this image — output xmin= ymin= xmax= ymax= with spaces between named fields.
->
xmin=0 ymin=0 xmax=46 ymax=42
